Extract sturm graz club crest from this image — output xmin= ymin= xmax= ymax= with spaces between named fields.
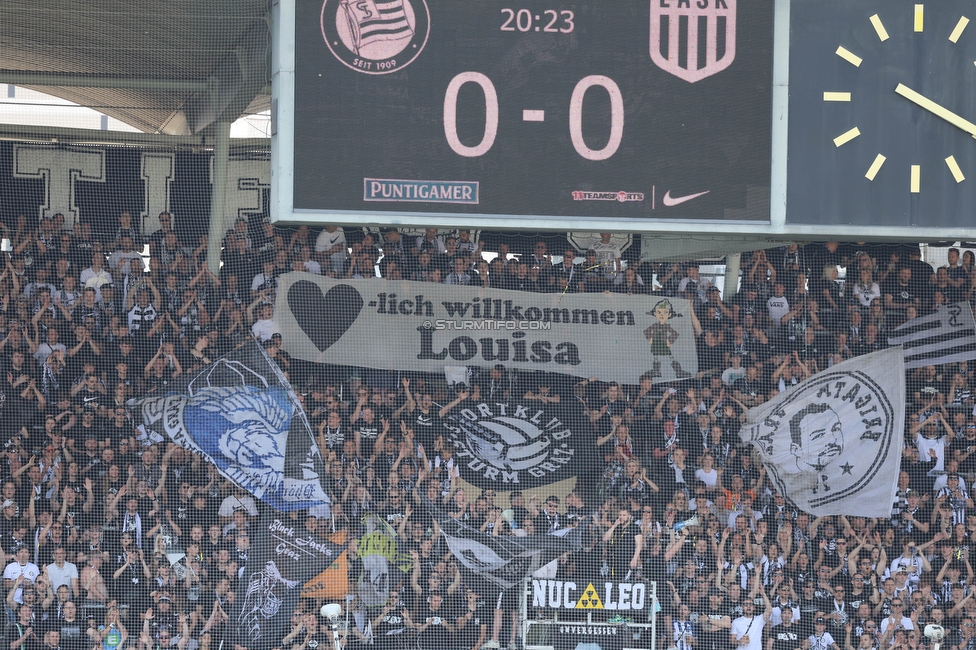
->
xmin=649 ymin=0 xmax=736 ymax=83
xmin=444 ymin=402 xmax=580 ymax=489
xmin=320 ymin=0 xmax=430 ymax=75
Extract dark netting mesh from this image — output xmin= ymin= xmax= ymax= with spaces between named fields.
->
xmin=0 ymin=136 xmax=969 ymax=650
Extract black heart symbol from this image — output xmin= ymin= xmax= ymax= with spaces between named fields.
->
xmin=287 ymin=281 xmax=364 ymax=352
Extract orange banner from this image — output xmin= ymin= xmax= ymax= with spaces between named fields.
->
xmin=301 ymin=530 xmax=348 ymax=600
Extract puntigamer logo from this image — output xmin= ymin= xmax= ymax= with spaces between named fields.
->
xmin=364 ymin=178 xmax=479 ymax=204
xmin=320 ymin=0 xmax=430 ymax=75
xmin=443 ymin=401 xmax=580 ymax=489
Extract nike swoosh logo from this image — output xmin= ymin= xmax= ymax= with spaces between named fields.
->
xmin=662 ymin=190 xmax=710 ymax=207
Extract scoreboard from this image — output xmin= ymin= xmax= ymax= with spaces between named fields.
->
xmin=272 ymin=0 xmax=976 ymax=240
xmin=278 ymin=0 xmax=774 ymax=227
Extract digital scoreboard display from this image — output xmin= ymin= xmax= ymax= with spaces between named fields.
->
xmin=289 ymin=0 xmax=774 ymax=225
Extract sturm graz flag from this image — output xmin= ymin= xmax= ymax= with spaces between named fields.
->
xmin=232 ymin=514 xmax=345 ymax=648
xmin=739 ymin=348 xmax=905 ymax=517
xmin=442 ymin=400 xmax=584 ymax=490
xmin=129 ymin=341 xmax=330 ymax=512
xmin=425 ymin=497 xmax=581 ymax=591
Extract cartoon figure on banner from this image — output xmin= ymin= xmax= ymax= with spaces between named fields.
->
xmin=789 ymin=403 xmax=846 ymax=494
xmin=643 ymin=299 xmax=691 ymax=379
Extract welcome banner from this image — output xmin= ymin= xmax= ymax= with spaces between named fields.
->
xmin=274 ymin=273 xmax=699 ymax=384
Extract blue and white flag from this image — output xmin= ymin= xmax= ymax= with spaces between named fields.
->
xmin=888 ymin=302 xmax=976 ymax=369
xmin=739 ymin=348 xmax=905 ymax=517
xmin=130 ymin=341 xmax=330 ymax=512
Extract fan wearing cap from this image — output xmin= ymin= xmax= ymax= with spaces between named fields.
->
xmin=894 ymin=491 xmax=930 ymax=541
xmin=936 ymin=472 xmax=974 ymax=525
xmin=729 ymin=573 xmax=772 ymax=650
xmin=149 ymin=593 xmax=179 ymax=637
xmin=3 ymin=544 xmax=40 ymax=606
xmin=0 ymin=498 xmax=20 ymax=539
xmin=697 ymin=588 xmax=731 ymax=650
xmin=887 ymin=536 xmax=928 ymax=586
xmin=247 ymin=300 xmax=278 ymax=343
xmin=806 ymin=617 xmax=840 ymax=650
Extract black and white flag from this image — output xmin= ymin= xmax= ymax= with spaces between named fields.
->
xmin=426 ymin=498 xmax=580 ymax=591
xmin=441 ymin=399 xmax=585 ymax=491
xmin=232 ymin=514 xmax=345 ymax=648
xmin=739 ymin=348 xmax=905 ymax=517
xmin=888 ymin=302 xmax=976 ymax=369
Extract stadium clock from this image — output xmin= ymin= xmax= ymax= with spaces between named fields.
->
xmin=786 ymin=0 xmax=976 ymax=229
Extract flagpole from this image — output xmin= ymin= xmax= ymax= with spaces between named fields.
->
xmin=650 ymin=580 xmax=658 ymax=650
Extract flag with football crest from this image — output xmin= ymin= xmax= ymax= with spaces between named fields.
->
xmin=129 ymin=341 xmax=330 ymax=512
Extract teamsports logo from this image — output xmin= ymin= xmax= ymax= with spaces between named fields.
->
xmin=320 ymin=0 xmax=430 ymax=75
xmin=649 ymin=0 xmax=736 ymax=83
xmin=571 ymin=190 xmax=644 ymax=202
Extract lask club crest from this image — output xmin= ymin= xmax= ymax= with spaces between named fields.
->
xmin=320 ymin=0 xmax=430 ymax=75
xmin=650 ymin=0 xmax=737 ymax=83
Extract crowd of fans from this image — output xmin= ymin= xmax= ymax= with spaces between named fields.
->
xmin=0 ymin=213 xmax=972 ymax=650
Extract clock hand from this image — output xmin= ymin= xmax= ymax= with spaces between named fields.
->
xmin=895 ymin=83 xmax=976 ymax=138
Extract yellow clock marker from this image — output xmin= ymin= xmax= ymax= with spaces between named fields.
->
xmin=949 ymin=16 xmax=969 ymax=43
xmin=833 ymin=127 xmax=861 ymax=147
xmin=836 ymin=46 xmax=863 ymax=67
xmin=865 ymin=155 xmax=887 ymax=181
xmin=911 ymin=165 xmax=921 ymax=192
xmin=946 ymin=156 xmax=966 ymax=183
xmin=870 ymin=14 xmax=890 ymax=41
xmin=823 ymin=92 xmax=852 ymax=102
xmin=914 ymin=5 xmax=924 ymax=32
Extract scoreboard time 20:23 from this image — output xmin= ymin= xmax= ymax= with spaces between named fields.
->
xmin=292 ymin=0 xmax=773 ymax=223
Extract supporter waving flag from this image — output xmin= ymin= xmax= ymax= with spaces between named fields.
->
xmin=357 ymin=512 xmax=412 ymax=607
xmin=129 ymin=340 xmax=331 ymax=512
xmin=739 ymin=348 xmax=905 ymax=517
